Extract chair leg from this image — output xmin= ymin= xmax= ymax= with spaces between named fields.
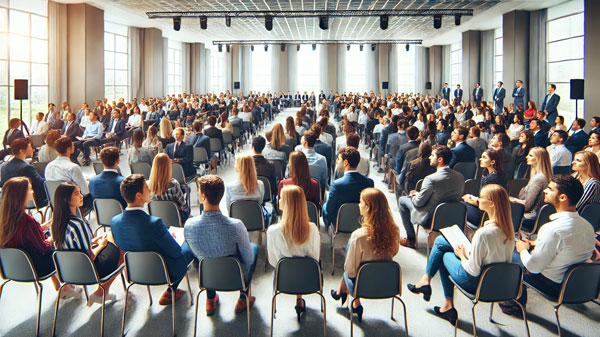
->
xmin=350 ymin=298 xmax=354 ymax=337
xmin=246 ymin=292 xmax=251 ymax=337
xmin=52 ymin=284 xmax=65 ymax=337
xmin=391 ymin=298 xmax=395 ymax=320
xmin=193 ymin=290 xmax=204 ymax=337
xmin=471 ymin=302 xmax=478 ymax=337
xmin=35 ymin=282 xmax=43 ymax=337
xmin=147 ymin=285 xmax=153 ymax=306
xmin=415 ymin=225 xmax=420 ymax=249
xmin=318 ymin=292 xmax=327 ymax=337
xmin=331 ymin=233 xmax=336 ymax=276
xmin=489 ymin=302 xmax=494 ymax=322
xmin=121 ymin=284 xmax=133 ymax=337
xmin=263 ymin=231 xmax=268 ymax=272
xmin=120 ymin=272 xmax=127 ymax=291
xmin=0 ymin=280 xmax=8 ymax=301
xmin=554 ymin=305 xmax=562 ymax=337
xmin=513 ymin=299 xmax=531 ymax=337
xmin=100 ymin=286 xmax=106 ymax=337
xmin=185 ymin=273 xmax=193 ymax=306
xmin=170 ymin=287 xmax=176 ymax=337
xmin=83 ymin=285 xmax=89 ymax=302
xmin=270 ymin=293 xmax=278 ymax=337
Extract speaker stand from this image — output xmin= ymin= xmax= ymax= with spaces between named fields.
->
xmin=18 ymin=99 xmax=31 ymax=136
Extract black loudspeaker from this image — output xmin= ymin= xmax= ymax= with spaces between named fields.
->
xmin=234 ymin=82 xmax=240 ymax=90
xmin=14 ymin=79 xmax=28 ymax=100
xmin=382 ymin=82 xmax=389 ymax=90
xmin=570 ymin=79 xmax=584 ymax=100
xmin=426 ymin=82 xmax=432 ymax=90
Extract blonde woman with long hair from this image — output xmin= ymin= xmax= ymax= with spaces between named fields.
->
xmin=143 ymin=125 xmax=163 ymax=155
xmin=408 ymin=184 xmax=515 ymax=326
xmin=330 ymin=188 xmax=400 ymax=322
xmin=509 ymin=147 xmax=553 ymax=231
xmin=225 ymin=154 xmax=271 ymax=223
xmin=267 ymin=185 xmax=320 ymax=320
xmin=148 ymin=153 xmax=190 ymax=222
xmin=571 ymin=150 xmax=600 ymax=211
xmin=158 ymin=117 xmax=174 ymax=149
xmin=263 ymin=123 xmax=291 ymax=161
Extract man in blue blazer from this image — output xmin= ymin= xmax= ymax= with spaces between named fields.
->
xmin=493 ymin=81 xmax=506 ymax=115
xmin=453 ymin=84 xmax=463 ymax=103
xmin=441 ymin=83 xmax=450 ymax=101
xmin=187 ymin=120 xmax=211 ymax=159
xmin=294 ymin=91 xmax=302 ymax=107
xmin=323 ymin=147 xmax=374 ymax=229
xmin=512 ymin=80 xmax=525 ymax=108
xmin=530 ymin=119 xmax=549 ymax=148
xmin=103 ymin=110 xmax=126 ymax=145
xmin=541 ymin=84 xmax=560 ymax=126
xmin=111 ymin=174 xmax=194 ymax=305
xmin=566 ymin=118 xmax=589 ymax=153
xmin=472 ymin=83 xmax=483 ymax=104
xmin=166 ymin=127 xmax=195 ymax=177
xmin=89 ymin=146 xmax=126 ymax=207
xmin=301 ymin=91 xmax=309 ymax=102
xmin=449 ymin=126 xmax=476 ymax=168
xmin=0 ymin=138 xmax=48 ymax=207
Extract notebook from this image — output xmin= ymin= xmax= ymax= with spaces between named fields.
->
xmin=439 ymin=225 xmax=472 ymax=251
xmin=168 ymin=227 xmax=185 ymax=246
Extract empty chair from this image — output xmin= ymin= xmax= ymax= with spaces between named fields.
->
xmin=229 ymin=200 xmax=267 ymax=270
xmin=193 ymin=147 xmax=209 ymax=166
xmin=350 ymin=261 xmax=408 ymax=337
xmin=507 ymin=178 xmax=528 ymax=198
xmin=454 ymin=162 xmax=477 ymax=180
xmin=130 ymin=162 xmax=152 ymax=180
xmin=0 ymin=248 xmax=56 ymax=337
xmin=93 ymin=198 xmax=124 ymax=233
xmin=30 ymin=134 xmax=45 ymax=149
xmin=209 ymin=138 xmax=225 ymax=162
xmin=148 ymin=200 xmax=182 ymax=228
xmin=93 ymin=162 xmax=104 ymax=175
xmin=32 ymin=161 xmax=49 ymax=179
xmin=416 ymin=202 xmax=467 ymax=255
xmin=257 ymin=175 xmax=272 ymax=203
xmin=45 ymin=180 xmax=63 ymax=209
xmin=463 ymin=179 xmax=481 ymax=197
xmin=450 ymin=262 xmax=530 ymax=337
xmin=330 ymin=203 xmax=360 ymax=275
xmin=580 ymin=203 xmax=600 ymax=231
xmin=271 ymin=257 xmax=326 ymax=336
xmin=307 ymin=201 xmax=320 ymax=228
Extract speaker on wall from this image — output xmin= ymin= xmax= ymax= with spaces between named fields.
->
xmin=570 ymin=79 xmax=584 ymax=100
xmin=14 ymin=79 xmax=28 ymax=100
xmin=382 ymin=82 xmax=389 ymax=90
xmin=234 ymin=82 xmax=240 ymax=90
xmin=425 ymin=82 xmax=432 ymax=90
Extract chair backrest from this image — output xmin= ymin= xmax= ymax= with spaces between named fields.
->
xmin=232 ymin=126 xmax=241 ymax=139
xmin=510 ymin=202 xmax=525 ymax=233
xmin=32 ymin=161 xmax=49 ymax=178
xmin=307 ymin=201 xmax=319 ymax=226
xmin=229 ymin=200 xmax=265 ymax=231
xmin=93 ymin=162 xmax=104 ymax=175
xmin=53 ymin=251 xmax=99 ymax=285
xmin=171 ymin=162 xmax=186 ymax=185
xmin=257 ymin=176 xmax=272 ymax=202
xmin=124 ymin=251 xmax=170 ymax=285
xmin=268 ymin=160 xmax=285 ymax=180
xmin=193 ymin=147 xmax=208 ymax=164
xmin=45 ymin=180 xmax=63 ymax=208
xmin=416 ymin=179 xmax=424 ymax=192
xmin=514 ymin=161 xmax=530 ymax=179
xmin=30 ymin=134 xmax=45 ymax=148
xmin=476 ymin=263 xmax=523 ymax=302
xmin=0 ymin=248 xmax=38 ymax=282
xmin=580 ymin=203 xmax=600 ymax=232
xmin=275 ymin=257 xmax=321 ymax=295
xmin=463 ymin=179 xmax=481 ymax=197
xmin=431 ymin=202 xmax=467 ymax=231
xmin=532 ymin=203 xmax=556 ymax=234
xmin=559 ymin=263 xmax=600 ymax=304
xmin=198 ymin=256 xmax=245 ymax=291
xmin=148 ymin=200 xmax=182 ymax=228
xmin=553 ymin=165 xmax=572 ymax=175
xmin=454 ymin=161 xmax=477 ymax=180
xmin=507 ymin=178 xmax=528 ymax=198
xmin=223 ymin=131 xmax=233 ymax=145
xmin=130 ymin=162 xmax=152 ymax=179
xmin=335 ymin=203 xmax=361 ymax=233
xmin=94 ymin=198 xmax=124 ymax=227
xmin=209 ymin=138 xmax=223 ymax=152
xmin=285 ymin=137 xmax=297 ymax=148
xmin=354 ymin=261 xmax=401 ymax=299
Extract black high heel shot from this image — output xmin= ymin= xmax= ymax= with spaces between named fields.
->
xmin=407 ymin=283 xmax=432 ymax=301
xmin=330 ymin=289 xmax=348 ymax=306
xmin=433 ymin=306 xmax=458 ymax=326
xmin=294 ymin=299 xmax=306 ymax=322
xmin=351 ymin=304 xmax=364 ymax=322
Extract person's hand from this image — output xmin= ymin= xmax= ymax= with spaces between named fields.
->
xmin=409 ymin=190 xmax=418 ymax=197
xmin=40 ymin=220 xmax=51 ymax=231
xmin=98 ymin=236 xmax=109 ymax=248
xmin=516 ymin=239 xmax=530 ymax=253
xmin=454 ymin=245 xmax=467 ymax=260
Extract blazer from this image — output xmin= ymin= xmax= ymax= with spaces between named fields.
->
xmin=253 ymin=155 xmax=277 ymax=196
xmin=466 ymin=137 xmax=488 ymax=159
xmin=449 ymin=141 xmax=476 ymax=168
xmin=2 ymin=128 xmax=24 ymax=148
xmin=166 ymin=141 xmax=195 ymax=177
xmin=541 ymin=93 xmax=560 ymax=117
xmin=188 ymin=133 xmax=211 ymax=157
xmin=512 ymin=87 xmax=525 ymax=107
xmin=394 ymin=140 xmax=420 ymax=174
xmin=534 ymin=130 xmax=549 ymax=148
xmin=497 ymin=148 xmax=515 ymax=180
xmin=442 ymin=87 xmax=450 ymax=101
xmin=454 ymin=89 xmax=463 ymax=102
xmin=89 ymin=170 xmax=126 ymax=207
xmin=111 ymin=209 xmax=189 ymax=282
xmin=61 ymin=121 xmax=81 ymax=140
xmin=493 ymin=88 xmax=506 ymax=114
xmin=323 ymin=172 xmax=374 ymax=227
xmin=107 ymin=118 xmax=126 ymax=138
xmin=204 ymin=126 xmax=224 ymax=148
xmin=472 ymin=87 xmax=483 ymax=102
xmin=314 ymin=140 xmax=332 ymax=178
xmin=0 ymin=158 xmax=48 ymax=207
xmin=409 ymin=166 xmax=465 ymax=225
xmin=566 ymin=130 xmax=589 ymax=153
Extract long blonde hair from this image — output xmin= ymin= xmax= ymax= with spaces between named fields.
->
xmin=360 ymin=188 xmax=400 ymax=258
xmin=159 ymin=117 xmax=173 ymax=138
xmin=0 ymin=177 xmax=30 ymax=247
xmin=148 ymin=153 xmax=171 ymax=195
xmin=529 ymin=147 xmax=553 ymax=182
xmin=479 ymin=184 xmax=514 ymax=242
xmin=280 ymin=185 xmax=311 ymax=245
xmin=271 ymin=123 xmax=286 ymax=150
xmin=235 ymin=154 xmax=258 ymax=195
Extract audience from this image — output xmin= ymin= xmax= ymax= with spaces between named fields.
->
xmin=529 ymin=119 xmax=548 ymax=148
xmin=89 ymin=147 xmax=127 ymax=207
xmin=584 ymin=130 xmax=600 ymax=159
xmin=547 ymin=130 xmax=572 ymax=171
xmin=566 ymin=118 xmax=589 ymax=153
xmin=278 ymin=151 xmax=321 ymax=206
xmin=490 ymin=132 xmax=515 ymax=179
xmin=1 ymin=118 xmax=25 ymax=159
xmin=466 ymin=126 xmax=487 ymax=160
xmin=38 ymin=129 xmax=61 ymax=162
xmin=73 ymin=112 xmax=103 ymax=166
xmin=404 ymin=143 xmax=436 ymax=193
xmin=448 ymin=126 xmax=476 ymax=168
xmin=571 ymin=151 xmax=600 ymax=211
xmin=296 ymin=130 xmax=329 ymax=191
xmin=512 ymin=130 xmax=536 ymax=174
xmin=225 ymin=154 xmax=271 ymax=224
xmin=251 ymin=136 xmax=278 ymax=198
xmin=165 ymin=127 xmax=195 ymax=178
xmin=127 ymin=130 xmax=154 ymax=165
xmin=31 ymin=112 xmax=50 ymax=136
xmin=144 ymin=125 xmax=164 ymax=155
xmin=148 ymin=153 xmax=191 ymax=223
xmin=263 ymin=123 xmax=290 ymax=161
xmin=0 ymin=138 xmax=48 ymax=207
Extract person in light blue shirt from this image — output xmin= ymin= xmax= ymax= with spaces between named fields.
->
xmin=73 ymin=112 xmax=104 ymax=165
xmin=546 ymin=130 xmax=572 ymax=170
xmin=294 ymin=130 xmax=329 ymax=191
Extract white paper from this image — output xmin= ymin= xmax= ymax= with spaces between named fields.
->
xmin=168 ymin=227 xmax=185 ymax=246
xmin=440 ymin=225 xmax=472 ymax=251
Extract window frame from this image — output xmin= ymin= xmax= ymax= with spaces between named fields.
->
xmin=104 ymin=21 xmax=129 ymax=103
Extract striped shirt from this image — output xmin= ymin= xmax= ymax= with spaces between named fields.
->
xmin=63 ymin=217 xmax=93 ymax=252
xmin=151 ymin=178 xmax=190 ymax=213
xmin=576 ymin=178 xmax=600 ymax=212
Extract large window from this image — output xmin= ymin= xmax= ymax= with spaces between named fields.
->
xmin=494 ymin=28 xmax=503 ymax=83
xmin=104 ymin=21 xmax=128 ymax=102
xmin=0 ymin=0 xmax=48 ymax=132
xmin=397 ymin=45 xmax=416 ymax=94
xmin=167 ymin=40 xmax=182 ymax=95
xmin=346 ymin=46 xmax=367 ymax=93
xmin=297 ymin=46 xmax=320 ymax=95
xmin=210 ymin=51 xmax=225 ymax=94
xmin=252 ymin=46 xmax=271 ymax=93
xmin=450 ymin=42 xmax=462 ymax=89
xmin=546 ymin=0 xmax=584 ymax=124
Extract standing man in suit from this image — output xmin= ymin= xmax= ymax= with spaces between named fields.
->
xmin=323 ymin=147 xmax=374 ymax=229
xmin=493 ymin=81 xmax=506 ymax=115
xmin=0 ymin=138 xmax=48 ymax=207
xmin=472 ymin=83 xmax=483 ymax=105
xmin=566 ymin=118 xmax=589 ymax=153
xmin=111 ymin=174 xmax=194 ymax=305
xmin=166 ymin=127 xmax=195 ymax=178
xmin=453 ymin=84 xmax=463 ymax=103
xmin=530 ymin=119 xmax=549 ymax=148
xmin=449 ymin=126 xmax=476 ymax=168
xmin=89 ymin=146 xmax=126 ymax=207
xmin=441 ymin=83 xmax=450 ymax=101
xmin=61 ymin=112 xmax=81 ymax=141
xmin=397 ymin=146 xmax=465 ymax=248
xmin=513 ymin=80 xmax=525 ymax=109
xmin=541 ymin=84 xmax=560 ymax=126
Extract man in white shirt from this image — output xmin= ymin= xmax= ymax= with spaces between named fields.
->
xmin=546 ymin=130 xmax=572 ymax=170
xmin=31 ymin=112 xmax=49 ymax=136
xmin=505 ymin=175 xmax=595 ymax=313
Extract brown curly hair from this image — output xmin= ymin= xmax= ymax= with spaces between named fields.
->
xmin=360 ymin=188 xmax=400 ymax=258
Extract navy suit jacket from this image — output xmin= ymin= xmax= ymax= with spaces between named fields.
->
xmin=442 ymin=87 xmax=450 ymax=101
xmin=541 ymin=94 xmax=560 ymax=118
xmin=111 ymin=209 xmax=188 ymax=281
xmin=314 ymin=140 xmax=332 ymax=178
xmin=61 ymin=121 xmax=81 ymax=140
xmin=89 ymin=170 xmax=126 ymax=207
xmin=512 ymin=87 xmax=525 ymax=107
xmin=394 ymin=140 xmax=420 ymax=174
xmin=566 ymin=130 xmax=589 ymax=153
xmin=322 ymin=172 xmax=374 ymax=226
xmin=166 ymin=142 xmax=195 ymax=177
xmin=188 ymin=133 xmax=211 ymax=158
xmin=107 ymin=118 xmax=126 ymax=138
xmin=449 ymin=141 xmax=476 ymax=168
xmin=454 ymin=89 xmax=463 ymax=102
xmin=301 ymin=94 xmax=309 ymax=101
xmin=534 ymin=130 xmax=549 ymax=148
xmin=0 ymin=158 xmax=47 ymax=207
xmin=472 ymin=87 xmax=483 ymax=102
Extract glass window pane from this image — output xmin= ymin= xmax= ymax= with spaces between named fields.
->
xmin=547 ymin=14 xmax=584 ymax=42
xmin=10 ymin=0 xmax=47 ymax=16
xmin=9 ymin=61 xmax=29 ymax=82
xmin=10 ymin=86 xmax=31 ymax=120
xmin=495 ymin=38 xmax=503 ymax=55
xmin=547 ymin=37 xmax=584 ymax=62
xmin=495 ymin=56 xmax=503 ymax=72
xmin=105 ymin=70 xmax=114 ymax=85
xmin=114 ymin=86 xmax=127 ymax=100
xmin=115 ymin=52 xmax=127 ymax=70
xmin=30 ymin=63 xmax=47 ymax=85
xmin=105 ymin=21 xmax=127 ymax=36
xmin=31 ymin=38 xmax=47 ymax=63
xmin=0 ymin=60 xmax=6 ymax=85
xmin=547 ymin=59 xmax=584 ymax=82
xmin=9 ymin=10 xmax=28 ymax=35
xmin=104 ymin=86 xmax=114 ymax=101
xmin=0 ymin=86 xmax=7 ymax=132
xmin=30 ymin=15 xmax=46 ymax=39
xmin=0 ymin=8 xmax=7 ymax=32
xmin=168 ymin=48 xmax=174 ymax=60
xmin=115 ymin=70 xmax=127 ymax=85
xmin=9 ymin=33 xmax=29 ymax=61
xmin=104 ymin=33 xmax=114 ymax=51
xmin=0 ymin=33 xmax=7 ymax=59
xmin=115 ymin=35 xmax=127 ymax=53
xmin=105 ymin=51 xmax=114 ymax=69
xmin=30 ymin=85 xmax=47 ymax=114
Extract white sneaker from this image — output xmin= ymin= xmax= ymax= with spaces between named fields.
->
xmin=60 ymin=285 xmax=82 ymax=300
xmin=87 ymin=292 xmax=117 ymax=307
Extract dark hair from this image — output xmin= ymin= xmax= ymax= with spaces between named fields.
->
xmin=192 ymin=120 xmax=203 ymax=132
xmin=120 ymin=174 xmax=146 ymax=204
xmin=340 ymin=147 xmax=361 ymax=168
xmin=100 ymin=146 xmax=120 ymax=167
xmin=575 ymin=118 xmax=586 ymax=128
xmin=470 ymin=126 xmax=481 ymax=138
xmin=303 ymin=130 xmax=318 ymax=147
xmin=346 ymin=132 xmax=360 ymax=148
xmin=197 ymin=175 xmax=225 ymax=206
xmin=417 ymin=142 xmax=432 ymax=160
xmin=592 ymin=116 xmax=600 ymax=125
xmin=288 ymin=151 xmax=312 ymax=195
xmin=437 ymin=119 xmax=448 ymax=130
xmin=55 ymin=136 xmax=73 ymax=155
xmin=50 ymin=183 xmax=78 ymax=249
xmin=10 ymin=138 xmax=30 ymax=155
xmin=310 ymin=124 xmax=322 ymax=137
xmin=495 ymin=133 xmax=510 ymax=149
xmin=483 ymin=149 xmax=504 ymax=174
xmin=529 ymin=119 xmax=540 ymax=129
xmin=551 ymin=175 xmax=584 ymax=207
xmin=208 ymin=116 xmax=217 ymax=126
xmin=433 ymin=145 xmax=453 ymax=165
xmin=549 ymin=83 xmax=556 ymax=90
xmin=553 ymin=130 xmax=568 ymax=143
xmin=252 ymin=135 xmax=266 ymax=153
xmin=406 ymin=126 xmax=419 ymax=140
xmin=454 ymin=126 xmax=468 ymax=140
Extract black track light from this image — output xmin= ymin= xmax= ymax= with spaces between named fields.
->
xmin=264 ymin=44 xmax=268 ymax=52
xmin=455 ymin=15 xmax=461 ymax=26
xmin=200 ymin=16 xmax=207 ymax=29
xmin=226 ymin=45 xmax=230 ymax=53
xmin=433 ymin=15 xmax=442 ymax=29
xmin=406 ymin=44 xmax=410 ymax=52
xmin=251 ymin=45 xmax=254 ymax=51
xmin=297 ymin=45 xmax=300 ymax=51
xmin=173 ymin=17 xmax=181 ymax=31
xmin=225 ymin=15 xmax=231 ymax=27
xmin=371 ymin=44 xmax=376 ymax=51
xmin=265 ymin=15 xmax=273 ymax=31
xmin=346 ymin=44 xmax=350 ymax=51
xmin=218 ymin=44 xmax=222 ymax=52
xmin=319 ymin=16 xmax=328 ymax=30
xmin=281 ymin=44 xmax=285 ymax=52
xmin=380 ymin=15 xmax=388 ymax=30
xmin=312 ymin=44 xmax=316 ymax=51
xmin=360 ymin=44 xmax=364 ymax=51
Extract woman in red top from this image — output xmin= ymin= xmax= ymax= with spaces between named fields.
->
xmin=524 ymin=100 xmax=537 ymax=120
xmin=278 ymin=151 xmax=321 ymax=206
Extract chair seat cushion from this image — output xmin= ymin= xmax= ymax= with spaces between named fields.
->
xmin=450 ymin=275 xmax=476 ymax=300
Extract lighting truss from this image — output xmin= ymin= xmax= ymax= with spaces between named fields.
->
xmin=146 ymin=9 xmax=473 ymax=19
xmin=212 ymin=40 xmax=423 ymax=46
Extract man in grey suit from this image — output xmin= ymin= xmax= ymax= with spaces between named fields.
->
xmin=397 ymin=146 xmax=465 ymax=248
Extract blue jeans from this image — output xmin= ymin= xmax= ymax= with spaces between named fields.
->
xmin=342 ymin=242 xmax=357 ymax=295
xmin=206 ymin=243 xmax=259 ymax=300
xmin=171 ymin=242 xmax=195 ymax=290
xmin=511 ymin=249 xmax=561 ymax=306
xmin=426 ymin=236 xmax=479 ymax=299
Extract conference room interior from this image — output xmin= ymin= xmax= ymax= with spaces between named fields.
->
xmin=1 ymin=0 xmax=600 ymax=336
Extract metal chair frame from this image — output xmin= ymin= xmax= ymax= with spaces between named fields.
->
xmin=415 ymin=202 xmax=467 ymax=256
xmin=229 ymin=200 xmax=268 ymax=271
xmin=330 ymin=203 xmax=361 ymax=275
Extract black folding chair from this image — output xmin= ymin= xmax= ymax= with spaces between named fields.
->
xmin=330 ymin=203 xmax=360 ymax=275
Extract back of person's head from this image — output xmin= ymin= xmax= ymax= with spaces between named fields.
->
xmin=100 ymin=146 xmax=120 ymax=168
xmin=159 ymin=118 xmax=172 ymax=138
xmin=434 ymin=145 xmax=453 ymax=166
xmin=309 ymin=124 xmax=322 ymax=138
xmin=50 ymin=183 xmax=78 ymax=249
xmin=303 ymin=130 xmax=318 ymax=147
xmin=406 ymin=126 xmax=419 ymax=140
xmin=340 ymin=146 xmax=360 ymax=169
xmin=252 ymin=135 xmax=266 ymax=153
xmin=529 ymin=147 xmax=553 ymax=181
xmin=469 ymin=126 xmax=481 ymax=138
xmin=479 ymin=184 xmax=514 ymax=241
xmin=417 ymin=142 xmax=432 ymax=160
xmin=120 ymin=174 xmax=146 ymax=204
xmin=271 ymin=123 xmax=286 ymax=149
xmin=553 ymin=130 xmax=568 ymax=144
xmin=288 ymin=151 xmax=311 ymax=193
xmin=359 ymin=188 xmax=400 ymax=258
xmin=280 ymin=185 xmax=311 ymax=245
xmin=147 ymin=125 xmax=158 ymax=138
xmin=551 ymin=175 xmax=584 ymax=207
xmin=197 ymin=175 xmax=225 ymax=206
xmin=0 ymin=177 xmax=31 ymax=246
xmin=496 ymin=133 xmax=510 ymax=149
xmin=45 ymin=130 xmax=61 ymax=148
xmin=346 ymin=132 xmax=360 ymax=148
xmin=235 ymin=154 xmax=258 ymax=195
xmin=10 ymin=138 xmax=30 ymax=155
xmin=149 ymin=153 xmax=171 ymax=195
xmin=132 ymin=130 xmax=145 ymax=148
xmin=55 ymin=136 xmax=73 ymax=155
xmin=192 ymin=120 xmax=203 ymax=132
xmin=8 ymin=118 xmax=21 ymax=129
xmin=343 ymin=123 xmax=355 ymax=135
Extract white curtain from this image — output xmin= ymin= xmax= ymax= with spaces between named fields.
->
xmin=480 ymin=29 xmax=495 ymax=101
xmin=415 ymin=46 xmax=429 ymax=94
xmin=190 ymin=43 xmax=206 ymax=94
xmin=48 ymin=1 xmax=67 ymax=105
xmin=388 ymin=44 xmax=398 ymax=93
xmin=128 ymin=27 xmax=144 ymax=99
xmin=529 ymin=9 xmax=547 ymax=107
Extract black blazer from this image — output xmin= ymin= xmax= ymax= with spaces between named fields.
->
xmin=2 ymin=128 xmax=24 ymax=148
xmin=204 ymin=126 xmax=224 ymax=147
xmin=61 ymin=121 xmax=81 ymax=140
xmin=165 ymin=142 xmax=195 ymax=177
xmin=107 ymin=118 xmax=126 ymax=138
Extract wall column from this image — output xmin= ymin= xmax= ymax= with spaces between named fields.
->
xmin=461 ymin=30 xmax=481 ymax=101
xmin=584 ymin=0 xmax=599 ymax=125
xmin=503 ymin=11 xmax=530 ymax=100
xmin=429 ymin=46 xmax=443 ymax=96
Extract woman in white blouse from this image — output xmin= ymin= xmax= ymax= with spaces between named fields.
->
xmin=267 ymin=185 xmax=320 ymax=320
xmin=407 ymin=184 xmax=515 ymax=326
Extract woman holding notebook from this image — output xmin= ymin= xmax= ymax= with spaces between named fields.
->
xmin=407 ymin=184 xmax=515 ymax=326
